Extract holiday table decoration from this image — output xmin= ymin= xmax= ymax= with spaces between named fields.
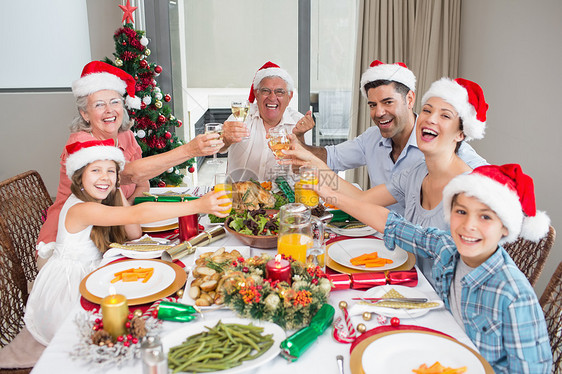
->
xmin=155 ymin=301 xmax=198 ymax=322
xmin=69 ymin=309 xmax=161 ymax=368
xmin=280 ymin=303 xmax=335 ymax=361
xmin=101 ymin=294 xmax=129 ymax=339
xmin=220 ymin=254 xmax=332 ymax=329
xmin=327 ymin=269 xmax=418 ymax=290
xmin=265 ymin=254 xmax=291 ymax=284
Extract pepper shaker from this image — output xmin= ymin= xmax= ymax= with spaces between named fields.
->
xmin=141 ymin=336 xmax=167 ymax=374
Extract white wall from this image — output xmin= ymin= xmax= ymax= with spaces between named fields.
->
xmin=0 ymin=0 xmax=121 ymax=194
xmin=460 ymin=0 xmax=562 ymax=295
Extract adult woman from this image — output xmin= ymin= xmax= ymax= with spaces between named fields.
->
xmin=37 ymin=61 xmax=223 ymax=256
xmin=286 ymin=77 xmax=489 ymax=282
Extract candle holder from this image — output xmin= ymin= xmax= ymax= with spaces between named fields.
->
xmin=101 ymin=294 xmax=129 ymax=339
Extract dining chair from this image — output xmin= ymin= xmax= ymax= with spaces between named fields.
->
xmin=539 ymin=261 xmax=562 ymax=374
xmin=503 ymin=226 xmax=556 ymax=286
xmin=0 ymin=170 xmax=53 ymax=286
xmin=0 ymin=225 xmax=42 ymax=374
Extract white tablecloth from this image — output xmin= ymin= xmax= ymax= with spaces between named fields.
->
xmin=32 ymin=226 xmax=475 ymax=374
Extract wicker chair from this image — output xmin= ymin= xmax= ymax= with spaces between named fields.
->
xmin=503 ymin=226 xmax=556 ymax=286
xmin=540 ymin=261 xmax=562 ymax=373
xmin=0 ymin=170 xmax=53 ymax=286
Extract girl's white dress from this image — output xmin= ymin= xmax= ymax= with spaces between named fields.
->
xmin=24 ymin=194 xmax=102 ymax=345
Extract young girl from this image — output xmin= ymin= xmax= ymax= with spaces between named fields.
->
xmin=24 ymin=139 xmax=230 ymax=345
xmin=313 ymin=164 xmax=552 ymax=373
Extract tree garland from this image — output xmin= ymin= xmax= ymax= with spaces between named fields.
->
xmin=220 ymin=254 xmax=332 ymax=330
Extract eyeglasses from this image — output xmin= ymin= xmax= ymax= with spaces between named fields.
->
xmin=89 ymin=98 xmax=124 ymax=112
xmin=258 ymin=88 xmax=288 ymax=97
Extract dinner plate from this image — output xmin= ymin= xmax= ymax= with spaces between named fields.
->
xmin=357 ymin=285 xmax=443 ymax=318
xmin=102 ymin=247 xmax=166 ymax=260
xmin=361 ymin=331 xmax=487 ymax=374
xmin=162 ymin=317 xmax=286 ymax=374
xmin=141 ymin=217 xmax=179 ymax=232
xmin=328 ymin=238 xmax=408 ymax=271
xmin=79 ymin=259 xmax=187 ymax=305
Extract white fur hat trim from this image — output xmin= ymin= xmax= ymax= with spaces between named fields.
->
xmin=72 ymin=72 xmax=127 ymax=98
xmin=422 ymin=78 xmax=485 ymax=141
xmin=360 ymin=64 xmax=416 ymax=98
xmin=253 ymin=67 xmax=294 ymax=92
xmin=443 ymin=173 xmax=523 ymax=244
xmin=66 ymin=146 xmax=126 ymax=178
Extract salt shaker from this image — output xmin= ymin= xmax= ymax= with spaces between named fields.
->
xmin=141 ymin=336 xmax=167 ymax=374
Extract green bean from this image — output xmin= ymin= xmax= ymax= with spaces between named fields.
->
xmin=167 ymin=321 xmax=276 ymax=373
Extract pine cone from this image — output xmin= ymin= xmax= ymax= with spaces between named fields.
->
xmin=131 ymin=317 xmax=147 ymax=338
xmin=92 ymin=329 xmax=112 ymax=345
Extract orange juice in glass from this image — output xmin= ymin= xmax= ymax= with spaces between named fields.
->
xmin=213 ymin=173 xmax=232 ymax=214
xmin=277 ymin=232 xmax=313 ymax=263
xmin=294 ymin=166 xmax=319 ymax=207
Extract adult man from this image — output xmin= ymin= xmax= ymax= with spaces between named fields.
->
xmin=300 ymin=60 xmax=486 ymax=213
xmin=220 ymin=61 xmax=312 ymax=180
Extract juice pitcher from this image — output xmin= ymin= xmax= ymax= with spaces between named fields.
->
xmin=277 ymin=203 xmax=324 ymax=264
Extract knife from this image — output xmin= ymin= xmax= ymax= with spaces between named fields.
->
xmin=352 ymin=297 xmax=428 ymax=303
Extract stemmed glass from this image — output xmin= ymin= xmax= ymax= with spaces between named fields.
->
xmin=205 ymin=123 xmax=223 ymax=165
xmin=231 ymin=100 xmax=250 ymax=140
xmin=268 ymin=126 xmax=291 ymax=177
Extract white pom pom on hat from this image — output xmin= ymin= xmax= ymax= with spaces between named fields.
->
xmin=65 ymin=139 xmax=126 ymax=178
xmin=422 ymin=77 xmax=488 ymax=141
xmin=443 ymin=164 xmax=550 ymax=244
xmin=360 ymin=60 xmax=416 ymax=98
xmin=72 ymin=61 xmax=141 ymax=109
xmin=248 ymin=61 xmax=294 ymax=103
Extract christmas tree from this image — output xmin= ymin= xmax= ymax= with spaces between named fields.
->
xmin=103 ymin=1 xmax=194 ymax=187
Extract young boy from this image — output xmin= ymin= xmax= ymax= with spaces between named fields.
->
xmin=321 ymin=164 xmax=552 ymax=373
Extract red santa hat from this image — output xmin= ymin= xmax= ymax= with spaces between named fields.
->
xmin=248 ymin=61 xmax=294 ymax=103
xmin=65 ymin=139 xmax=126 ymax=178
xmin=72 ymin=61 xmax=141 ymax=109
xmin=422 ymin=78 xmax=488 ymax=141
xmin=360 ymin=60 xmax=416 ymax=98
xmin=443 ymin=164 xmax=550 ymax=244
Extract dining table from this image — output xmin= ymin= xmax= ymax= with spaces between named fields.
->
xmin=31 ymin=214 xmax=484 ymax=374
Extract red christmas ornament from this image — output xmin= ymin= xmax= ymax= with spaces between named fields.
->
xmin=188 ymin=165 xmax=195 ymax=173
xmin=177 ymin=119 xmax=183 ymax=127
xmin=164 ymin=94 xmax=171 ymax=102
xmin=155 ymin=65 xmax=163 ymax=74
xmin=390 ymin=317 xmax=400 ymax=327
xmin=158 ymin=115 xmax=166 ymax=123
xmin=164 ymin=131 xmax=172 ymax=139
xmin=158 ymin=181 xmax=166 ymax=187
xmin=140 ymin=102 xmax=146 ymax=110
xmin=140 ymin=59 xmax=148 ymax=68
xmin=130 ymin=110 xmax=136 ymax=116
xmin=121 ymin=41 xmax=127 ymax=46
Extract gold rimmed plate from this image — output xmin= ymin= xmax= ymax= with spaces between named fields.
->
xmin=79 ymin=259 xmax=187 ymax=306
xmin=141 ymin=217 xmax=179 ymax=232
xmin=351 ymin=329 xmax=493 ymax=374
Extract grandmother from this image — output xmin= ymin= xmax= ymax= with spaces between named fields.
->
xmin=36 ymin=61 xmax=223 ymax=257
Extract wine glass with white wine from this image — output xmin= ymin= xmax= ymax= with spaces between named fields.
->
xmin=205 ymin=122 xmax=223 ymax=165
xmin=231 ymin=100 xmax=250 ymax=140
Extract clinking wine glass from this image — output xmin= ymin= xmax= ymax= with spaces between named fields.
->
xmin=231 ymin=100 xmax=250 ymax=140
xmin=268 ymin=126 xmax=290 ymax=160
xmin=205 ymin=123 xmax=222 ymax=165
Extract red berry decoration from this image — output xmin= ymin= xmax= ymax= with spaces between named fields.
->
xmin=157 ymin=180 xmax=166 ymax=187
xmin=92 ymin=325 xmax=99 ymax=331
xmin=177 ymin=119 xmax=183 ymax=127
xmin=155 ymin=65 xmax=163 ymax=74
xmin=164 ymin=94 xmax=171 ymax=102
xmin=125 ymin=321 xmax=131 ymax=329
xmin=95 ymin=318 xmax=101 ymax=324
xmin=158 ymin=114 xmax=166 ymax=123
xmin=164 ymin=131 xmax=172 ymax=139
xmin=188 ymin=165 xmax=195 ymax=173
xmin=128 ymin=313 xmax=134 ymax=320
xmin=117 ymin=336 xmax=125 ymax=342
xmin=124 ymin=341 xmax=130 ymax=347
xmin=127 ymin=334 xmax=133 ymax=341
xmin=152 ymin=309 xmax=159 ymax=318
xmin=140 ymin=102 xmax=146 ymax=110
xmin=390 ymin=317 xmax=400 ymax=327
xmin=132 ymin=338 xmax=139 ymax=344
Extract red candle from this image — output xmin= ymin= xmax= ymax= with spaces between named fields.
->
xmin=266 ymin=254 xmax=291 ymax=284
